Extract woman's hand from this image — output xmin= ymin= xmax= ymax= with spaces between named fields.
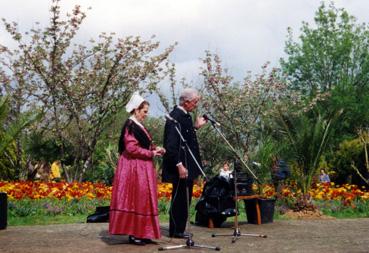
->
xmin=153 ymin=147 xmax=166 ymax=157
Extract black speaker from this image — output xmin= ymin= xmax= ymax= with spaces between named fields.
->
xmin=0 ymin=192 xmax=7 ymax=229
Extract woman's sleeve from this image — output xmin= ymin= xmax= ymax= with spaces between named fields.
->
xmin=150 ymin=143 xmax=157 ymax=151
xmin=124 ymin=130 xmax=154 ymax=159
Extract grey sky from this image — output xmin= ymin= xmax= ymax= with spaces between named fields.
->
xmin=1 ymin=0 xmax=368 ymax=115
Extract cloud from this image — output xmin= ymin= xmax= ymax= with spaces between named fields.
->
xmin=1 ymin=0 xmax=369 ymax=101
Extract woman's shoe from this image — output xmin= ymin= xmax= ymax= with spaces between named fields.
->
xmin=128 ymin=235 xmax=146 ymax=246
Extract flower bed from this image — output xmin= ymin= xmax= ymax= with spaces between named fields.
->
xmin=0 ymin=181 xmax=204 ymax=201
xmin=1 ymin=181 xmax=369 ymax=225
xmin=0 ymin=181 xmax=368 ymax=204
xmin=0 ymin=181 xmax=112 ymax=200
xmin=278 ymin=182 xmax=369 ymax=205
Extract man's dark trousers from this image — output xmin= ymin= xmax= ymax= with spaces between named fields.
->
xmin=169 ymin=179 xmax=193 ymax=236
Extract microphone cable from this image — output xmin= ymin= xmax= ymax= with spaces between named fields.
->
xmin=167 ymin=117 xmax=182 ymax=239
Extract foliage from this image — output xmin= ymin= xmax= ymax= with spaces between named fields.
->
xmin=0 ymin=97 xmax=42 ymax=155
xmin=332 ymin=129 xmax=369 ymax=185
xmin=281 ymin=2 xmax=369 ymax=95
xmin=275 ymin=1 xmax=369 ymax=201
xmin=0 ymin=0 xmax=175 ymax=181
xmin=198 ymin=51 xmax=298 ymax=169
xmin=280 ymin=1 xmax=369 ymax=141
xmin=145 ymin=116 xmax=166 ymax=148
xmin=250 ymin=137 xmax=285 ymax=185
xmin=0 ymin=141 xmax=17 ymax=180
xmin=0 ymin=96 xmax=42 ymax=180
xmin=272 ymin=105 xmax=342 ymax=195
xmin=196 ymin=124 xmax=235 ymax=174
xmin=86 ymin=143 xmax=117 ymax=185
xmin=25 ymin=131 xmax=75 ymax=165
xmin=85 ymin=106 xmax=127 ymax=184
xmin=155 ymin=61 xmax=182 ymax=114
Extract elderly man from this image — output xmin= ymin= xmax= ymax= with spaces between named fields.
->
xmin=162 ymin=88 xmax=207 ymax=238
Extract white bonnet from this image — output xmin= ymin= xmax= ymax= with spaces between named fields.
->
xmin=125 ymin=91 xmax=145 ymax=113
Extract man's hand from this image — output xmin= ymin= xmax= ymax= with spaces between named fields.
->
xmin=177 ymin=164 xmax=188 ymax=179
xmin=194 ymin=116 xmax=207 ymax=129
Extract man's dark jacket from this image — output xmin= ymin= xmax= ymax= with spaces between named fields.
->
xmin=162 ymin=106 xmax=202 ymax=182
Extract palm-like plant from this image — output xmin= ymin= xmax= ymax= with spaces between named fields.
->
xmin=274 ymin=107 xmax=342 ymax=195
xmin=0 ymin=96 xmax=42 ymax=179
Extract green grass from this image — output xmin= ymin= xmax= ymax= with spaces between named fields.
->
xmin=8 ymin=211 xmax=247 ymax=227
xmin=7 ymin=198 xmax=110 ymax=226
xmin=314 ymin=199 xmax=369 ymax=218
xmin=7 ymin=198 xmax=249 ymax=226
xmin=8 ymin=214 xmax=88 ymax=226
xmin=6 ymin=198 xmax=369 ymax=226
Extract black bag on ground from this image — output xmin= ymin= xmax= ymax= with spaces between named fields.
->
xmin=0 ymin=192 xmax=7 ymax=230
xmin=195 ymin=176 xmax=236 ymax=227
xmin=86 ymin=206 xmax=110 ymax=223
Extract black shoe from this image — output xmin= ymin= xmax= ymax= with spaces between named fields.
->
xmin=142 ymin=238 xmax=156 ymax=244
xmin=128 ymin=235 xmax=146 ymax=246
xmin=170 ymin=232 xmax=193 ymax=238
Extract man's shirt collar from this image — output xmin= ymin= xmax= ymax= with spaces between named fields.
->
xmin=177 ymin=105 xmax=188 ymax=114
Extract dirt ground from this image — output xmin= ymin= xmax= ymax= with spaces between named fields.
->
xmin=1 ymin=218 xmax=369 ymax=253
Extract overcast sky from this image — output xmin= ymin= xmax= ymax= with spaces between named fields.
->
xmin=1 ymin=0 xmax=369 ymax=115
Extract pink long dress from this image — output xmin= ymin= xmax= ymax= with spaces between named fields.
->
xmin=109 ymin=126 xmax=161 ymax=239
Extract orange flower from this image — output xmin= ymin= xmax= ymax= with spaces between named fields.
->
xmin=0 ymin=181 xmax=112 ymax=200
xmin=1 ymin=181 xmax=367 ymax=203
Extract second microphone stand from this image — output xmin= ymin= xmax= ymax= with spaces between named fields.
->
xmin=159 ymin=119 xmax=220 ymax=251
xmin=207 ymin=119 xmax=267 ymax=243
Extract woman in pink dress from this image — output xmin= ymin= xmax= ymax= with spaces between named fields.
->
xmin=109 ymin=92 xmax=165 ymax=245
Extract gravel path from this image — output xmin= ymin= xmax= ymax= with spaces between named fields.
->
xmin=1 ymin=218 xmax=369 ymax=253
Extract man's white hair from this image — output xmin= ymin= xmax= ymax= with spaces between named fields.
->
xmin=179 ymin=88 xmax=199 ymax=105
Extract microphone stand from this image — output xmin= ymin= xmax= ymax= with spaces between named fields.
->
xmin=159 ymin=120 xmax=220 ymax=251
xmin=207 ymin=120 xmax=267 ymax=243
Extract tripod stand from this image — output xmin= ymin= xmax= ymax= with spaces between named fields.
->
xmin=159 ymin=185 xmax=220 ymax=251
xmin=159 ymin=117 xmax=220 ymax=251
xmin=206 ymin=118 xmax=267 ymax=243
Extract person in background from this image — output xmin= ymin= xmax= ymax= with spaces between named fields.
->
xmin=319 ymin=169 xmax=331 ymax=183
xmin=271 ymin=156 xmax=290 ymax=197
xmin=50 ymin=160 xmax=62 ymax=181
xmin=219 ymin=161 xmax=233 ymax=181
xmin=109 ymin=91 xmax=165 ymax=246
xmin=34 ymin=161 xmax=51 ymax=182
xmin=162 ymin=88 xmax=207 ymax=238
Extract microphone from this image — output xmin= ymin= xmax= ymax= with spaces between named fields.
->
xmin=203 ymin=114 xmax=221 ymax=126
xmin=165 ymin=114 xmax=178 ymax=124
xmin=252 ymin=161 xmax=261 ymax=167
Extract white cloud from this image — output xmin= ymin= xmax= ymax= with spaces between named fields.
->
xmin=1 ymin=0 xmax=369 ymax=115
xmin=2 ymin=0 xmax=368 ymax=73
